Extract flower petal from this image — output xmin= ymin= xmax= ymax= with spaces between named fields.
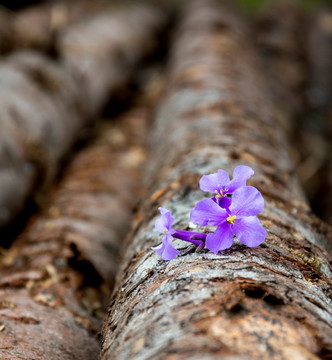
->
xmin=151 ymin=234 xmax=178 ymax=260
xmin=214 ymin=196 xmax=232 ymax=209
xmin=229 ymin=186 xmax=264 ymax=216
xmin=155 ymin=207 xmax=175 ymax=233
xmin=233 ymin=216 xmax=267 ymax=247
xmin=190 ymin=198 xmax=227 ymax=226
xmin=158 ymin=207 xmax=169 ymax=215
xmin=200 ymin=169 xmax=230 ymax=193
xmin=227 ymin=165 xmax=254 ymax=192
xmin=206 ymin=223 xmax=234 ymax=254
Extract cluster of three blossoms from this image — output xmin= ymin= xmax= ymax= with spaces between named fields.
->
xmin=152 ymin=166 xmax=267 ymax=260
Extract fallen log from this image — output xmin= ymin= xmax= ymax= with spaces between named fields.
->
xmin=0 ymin=96 xmax=151 ymax=359
xmin=0 ymin=51 xmax=87 ymax=229
xmin=100 ymin=1 xmax=332 ymax=359
xmin=0 ymin=3 xmax=164 ymax=230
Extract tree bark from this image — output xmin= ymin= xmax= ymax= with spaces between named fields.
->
xmin=100 ymin=1 xmax=332 ymax=359
xmin=0 ymin=95 xmax=151 ymax=359
xmin=0 ymin=3 xmax=163 ymax=230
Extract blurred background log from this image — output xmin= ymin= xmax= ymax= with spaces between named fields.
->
xmin=9 ymin=1 xmax=108 ymax=53
xmin=1 ymin=0 xmax=146 ymax=56
xmin=252 ymin=0 xmax=306 ymax=122
xmin=0 ymin=7 xmax=12 ymax=53
xmin=0 ymin=3 xmax=164 ymax=232
xmin=57 ymin=4 xmax=164 ymax=116
xmin=298 ymin=6 xmax=332 ymax=225
xmin=0 ymin=83 xmax=154 ymax=359
xmin=252 ymin=1 xmax=332 ymax=228
xmin=0 ymin=51 xmax=87 ymax=230
xmin=100 ymin=1 xmax=332 ymax=359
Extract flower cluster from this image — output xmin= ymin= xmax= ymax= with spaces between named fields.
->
xmin=152 ymin=166 xmax=266 ymax=260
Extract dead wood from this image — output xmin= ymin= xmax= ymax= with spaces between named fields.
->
xmin=100 ymin=1 xmax=332 ymax=359
xmin=0 ymin=3 xmax=164 ymax=230
xmin=0 ymin=95 xmax=151 ymax=359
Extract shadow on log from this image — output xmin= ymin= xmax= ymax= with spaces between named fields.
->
xmin=100 ymin=1 xmax=332 ymax=359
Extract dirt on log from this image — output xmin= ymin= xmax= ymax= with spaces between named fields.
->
xmin=0 ymin=96 xmax=151 ymax=359
xmin=0 ymin=4 xmax=163 ymax=230
xmin=100 ymin=1 xmax=332 ymax=359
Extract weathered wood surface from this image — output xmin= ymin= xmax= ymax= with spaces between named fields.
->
xmin=0 ymin=4 xmax=163 ymax=230
xmin=0 ymin=98 xmax=151 ymax=359
xmin=100 ymin=1 xmax=332 ymax=359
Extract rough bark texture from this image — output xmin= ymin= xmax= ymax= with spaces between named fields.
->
xmin=0 ymin=3 xmax=163 ymax=230
xmin=100 ymin=1 xmax=332 ymax=359
xmin=0 ymin=97 xmax=151 ymax=359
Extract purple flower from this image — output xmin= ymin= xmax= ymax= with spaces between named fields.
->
xmin=190 ymin=186 xmax=266 ymax=254
xmin=152 ymin=207 xmax=178 ymax=260
xmin=199 ymin=166 xmax=254 ymax=208
xmin=152 ymin=207 xmax=207 ymax=260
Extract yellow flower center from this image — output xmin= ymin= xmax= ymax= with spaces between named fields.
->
xmin=215 ymin=189 xmax=224 ymax=199
xmin=227 ymin=215 xmax=236 ymax=224
xmin=163 ymin=229 xmax=167 ymax=233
